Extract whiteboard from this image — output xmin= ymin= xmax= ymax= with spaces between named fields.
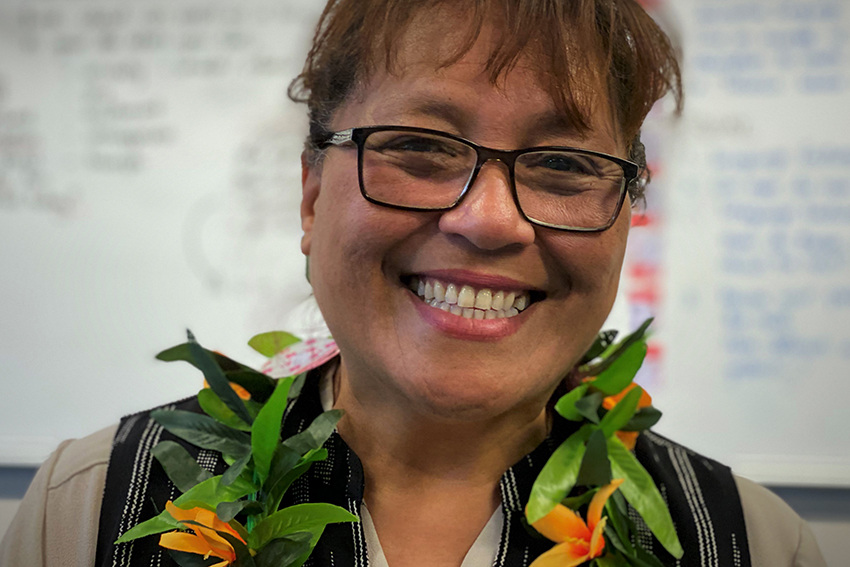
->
xmin=1 ymin=0 xmax=849 ymax=487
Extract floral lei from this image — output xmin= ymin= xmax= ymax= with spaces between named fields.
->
xmin=117 ymin=319 xmax=681 ymax=567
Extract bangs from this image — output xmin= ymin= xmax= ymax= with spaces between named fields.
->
xmin=290 ymin=0 xmax=681 ymax=165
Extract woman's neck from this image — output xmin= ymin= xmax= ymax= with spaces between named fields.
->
xmin=331 ymin=362 xmax=550 ymax=567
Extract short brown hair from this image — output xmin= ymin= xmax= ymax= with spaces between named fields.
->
xmin=288 ymin=0 xmax=682 ymax=199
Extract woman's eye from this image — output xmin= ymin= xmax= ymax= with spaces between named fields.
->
xmin=531 ymin=154 xmax=594 ymax=174
xmin=378 ymin=136 xmax=459 ymax=156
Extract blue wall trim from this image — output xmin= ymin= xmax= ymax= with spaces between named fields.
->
xmin=0 ymin=467 xmax=37 ymax=499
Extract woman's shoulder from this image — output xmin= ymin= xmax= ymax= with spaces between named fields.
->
xmin=0 ymin=424 xmax=118 ymax=567
xmin=735 ymin=476 xmax=827 ymax=567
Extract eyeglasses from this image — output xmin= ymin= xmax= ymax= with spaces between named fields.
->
xmin=316 ymin=126 xmax=641 ymax=232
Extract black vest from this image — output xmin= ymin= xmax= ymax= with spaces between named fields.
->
xmin=95 ymin=370 xmax=751 ymax=567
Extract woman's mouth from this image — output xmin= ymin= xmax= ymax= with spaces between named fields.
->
xmin=406 ymin=275 xmax=540 ymax=319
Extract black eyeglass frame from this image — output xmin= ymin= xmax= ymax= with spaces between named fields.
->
xmin=315 ymin=125 xmax=641 ymax=233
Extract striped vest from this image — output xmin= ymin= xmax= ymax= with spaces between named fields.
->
xmin=95 ymin=368 xmax=751 ymax=567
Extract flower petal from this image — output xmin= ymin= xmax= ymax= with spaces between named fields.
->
xmin=589 ymin=517 xmax=608 ymax=558
xmin=529 ymin=542 xmax=591 ymax=567
xmin=587 ymin=478 xmax=624 ymax=532
xmin=616 ymin=431 xmax=640 ymax=451
xmin=602 ymin=383 xmax=652 ymax=410
xmin=529 ymin=503 xmax=592 ymax=543
xmin=159 ymin=532 xmax=212 ymax=555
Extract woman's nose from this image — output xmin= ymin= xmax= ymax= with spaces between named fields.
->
xmin=437 ymin=160 xmax=536 ymax=250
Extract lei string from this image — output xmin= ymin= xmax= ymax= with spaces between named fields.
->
xmin=526 ymin=318 xmax=684 ymax=567
xmin=116 ymin=321 xmax=679 ymax=567
xmin=116 ymin=331 xmax=355 ymax=567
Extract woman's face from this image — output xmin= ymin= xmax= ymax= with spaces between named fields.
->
xmin=301 ymin=25 xmax=631 ymax=421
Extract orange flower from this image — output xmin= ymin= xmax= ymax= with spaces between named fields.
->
xmin=203 ymin=380 xmax=251 ymax=400
xmin=603 ymin=383 xmax=652 ymax=450
xmin=528 ymin=479 xmax=624 ymax=567
xmin=159 ymin=502 xmax=246 ymax=567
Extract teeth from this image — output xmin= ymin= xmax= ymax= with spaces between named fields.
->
xmin=458 ymin=285 xmax=476 ymax=308
xmin=491 ymin=291 xmax=504 ymax=311
xmin=411 ymin=277 xmax=534 ymax=320
xmin=445 ymin=283 xmax=459 ymax=305
xmin=424 ymin=281 xmax=434 ymax=300
xmin=474 ymin=289 xmax=492 ymax=310
xmin=433 ymin=281 xmax=446 ymax=302
xmin=514 ymin=295 xmax=528 ymax=311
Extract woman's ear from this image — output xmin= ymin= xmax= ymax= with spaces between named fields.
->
xmin=301 ymin=151 xmax=321 ymax=256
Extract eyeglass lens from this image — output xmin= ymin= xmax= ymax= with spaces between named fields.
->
xmin=361 ymin=129 xmax=625 ymax=229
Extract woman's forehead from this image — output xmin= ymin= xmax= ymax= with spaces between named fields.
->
xmin=339 ymin=25 xmax=621 ymax=151
xmin=345 ymin=8 xmax=616 ymax=139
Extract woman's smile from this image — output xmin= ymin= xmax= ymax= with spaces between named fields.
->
xmin=402 ymin=269 xmax=544 ymax=341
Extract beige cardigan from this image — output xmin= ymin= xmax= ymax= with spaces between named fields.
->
xmin=0 ymin=425 xmax=827 ymax=567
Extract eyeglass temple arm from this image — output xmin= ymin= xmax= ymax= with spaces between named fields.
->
xmin=315 ymin=128 xmax=354 ymax=149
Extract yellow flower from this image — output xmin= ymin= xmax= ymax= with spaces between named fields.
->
xmin=602 ymin=383 xmax=652 ymax=450
xmin=159 ymin=502 xmax=246 ymax=567
xmin=528 ymin=479 xmax=624 ymax=567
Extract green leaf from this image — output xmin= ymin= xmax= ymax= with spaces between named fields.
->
xmin=151 ymin=410 xmax=252 ymax=458
xmin=187 ymin=335 xmax=255 ymax=426
xmin=197 ymin=388 xmax=252 ymax=431
xmin=248 ymin=331 xmax=302 ymax=358
xmin=574 ymin=391 xmax=603 ymax=424
xmin=561 ymin=490 xmax=595 ymax=510
xmin=157 ymin=342 xmax=252 ymax=372
xmin=115 ymin=474 xmax=258 ymax=544
xmin=604 ymin=500 xmax=635 ymax=555
xmin=226 ymin=370 xmax=277 ymax=403
xmin=252 ymin=377 xmax=295 ymax=484
xmin=600 ymin=386 xmax=643 ymax=438
xmin=288 ymin=372 xmax=307 ymax=401
xmin=254 ymin=532 xmax=313 ymax=567
xmin=221 ymin=452 xmax=251 ymax=486
xmin=595 ymin=551 xmax=632 ymax=567
xmin=216 ymin=500 xmax=264 ymax=523
xmin=215 ymin=530 xmax=257 ymax=567
xmin=583 ymin=318 xmax=653 ymax=377
xmin=282 ymin=410 xmax=343 ymax=455
xmin=150 ymin=441 xmax=213 ymax=493
xmin=265 ymin=449 xmax=329 ymax=516
xmin=526 ymin=424 xmax=593 ymax=523
xmin=167 ymin=550 xmax=221 ymax=567
xmin=576 ymin=429 xmax=612 ymax=487
xmin=115 ymin=514 xmax=180 ymax=544
xmin=554 ymin=383 xmax=589 ymax=421
xmin=622 ymin=406 xmax=662 ymax=432
xmin=249 ymin=503 xmax=358 ymax=550
xmin=587 ymin=341 xmax=647 ymax=396
xmin=580 ymin=330 xmax=619 ymax=364
xmin=607 ymin=436 xmax=683 ymax=559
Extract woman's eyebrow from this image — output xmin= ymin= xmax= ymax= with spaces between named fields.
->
xmin=524 ymin=111 xmax=589 ymax=145
xmin=388 ymin=97 xmax=472 ymax=132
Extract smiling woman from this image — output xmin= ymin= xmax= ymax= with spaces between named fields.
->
xmin=0 ymin=1 xmax=828 ymax=567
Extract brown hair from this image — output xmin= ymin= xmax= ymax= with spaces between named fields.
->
xmin=288 ymin=0 xmax=682 ymax=199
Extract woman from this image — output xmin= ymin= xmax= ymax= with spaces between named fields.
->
xmin=1 ymin=1 xmax=826 ymax=566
